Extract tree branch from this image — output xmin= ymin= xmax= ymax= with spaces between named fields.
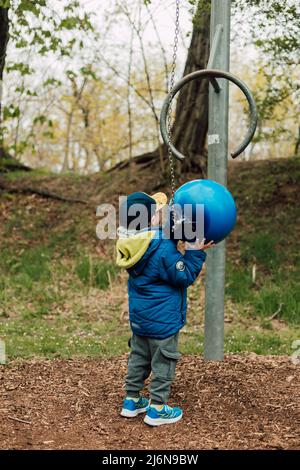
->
xmin=0 ymin=180 xmax=87 ymax=204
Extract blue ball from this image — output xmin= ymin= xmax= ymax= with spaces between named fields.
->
xmin=172 ymin=179 xmax=237 ymax=243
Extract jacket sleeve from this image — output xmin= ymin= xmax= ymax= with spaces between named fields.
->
xmin=158 ymin=241 xmax=206 ymax=288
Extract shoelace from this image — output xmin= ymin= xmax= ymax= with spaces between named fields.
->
xmin=156 ymin=404 xmax=176 ymax=418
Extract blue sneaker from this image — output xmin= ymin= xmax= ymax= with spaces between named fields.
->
xmin=120 ymin=396 xmax=149 ymax=418
xmin=144 ymin=404 xmax=183 ymax=426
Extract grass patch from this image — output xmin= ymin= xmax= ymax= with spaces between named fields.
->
xmin=241 ymin=232 xmax=279 ymax=270
xmin=253 ymin=281 xmax=300 ymax=325
xmin=179 ymin=327 xmax=300 ymax=356
xmin=224 ymin=329 xmax=296 ymax=354
xmin=225 ymin=262 xmax=300 ymax=326
xmin=1 ymin=316 xmax=299 ymax=360
xmin=0 ymin=316 xmax=130 ymax=359
xmin=0 ymin=157 xmax=299 ymax=359
xmin=0 ymin=246 xmax=52 ymax=282
xmin=2 ymin=168 xmax=53 ymax=181
xmin=226 ymin=265 xmax=254 ymax=304
xmin=75 ymin=255 xmax=118 ymax=289
xmin=180 ymin=327 xmax=300 ymax=355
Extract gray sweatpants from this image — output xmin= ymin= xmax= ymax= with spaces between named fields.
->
xmin=125 ymin=333 xmax=181 ymax=405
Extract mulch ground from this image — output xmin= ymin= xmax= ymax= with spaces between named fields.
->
xmin=0 ymin=354 xmax=299 ymax=450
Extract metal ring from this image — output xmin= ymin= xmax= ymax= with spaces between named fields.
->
xmin=160 ymin=69 xmax=258 ymax=160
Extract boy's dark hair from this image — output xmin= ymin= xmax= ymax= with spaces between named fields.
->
xmin=120 ymin=192 xmax=156 ymax=230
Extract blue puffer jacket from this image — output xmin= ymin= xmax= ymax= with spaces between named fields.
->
xmin=116 ymin=228 xmax=206 ymax=339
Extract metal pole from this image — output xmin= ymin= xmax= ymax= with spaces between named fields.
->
xmin=207 ymin=23 xmax=222 ymax=93
xmin=204 ymin=0 xmax=231 ymax=361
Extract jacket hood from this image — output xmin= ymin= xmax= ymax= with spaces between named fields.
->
xmin=116 ymin=229 xmax=158 ymax=270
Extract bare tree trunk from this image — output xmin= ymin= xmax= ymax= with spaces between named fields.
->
xmin=62 ymin=111 xmax=73 ymax=173
xmin=111 ymin=1 xmax=211 ymax=177
xmin=171 ymin=4 xmax=210 ymax=174
xmin=295 ymin=125 xmax=300 ymax=156
xmin=0 ymin=7 xmax=9 ymax=159
xmin=81 ymin=106 xmax=89 ymax=172
xmin=127 ymin=23 xmax=134 ymax=176
xmin=61 ymin=76 xmax=88 ymax=173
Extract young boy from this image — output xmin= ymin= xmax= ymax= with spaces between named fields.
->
xmin=116 ymin=191 xmax=213 ymax=426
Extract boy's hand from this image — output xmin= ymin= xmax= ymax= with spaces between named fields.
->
xmin=185 ymin=238 xmax=215 ymax=251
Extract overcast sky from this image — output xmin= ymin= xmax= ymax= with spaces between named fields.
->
xmin=79 ymin=0 xmax=256 ymax=76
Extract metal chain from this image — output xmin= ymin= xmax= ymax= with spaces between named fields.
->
xmin=167 ymin=0 xmax=180 ymax=208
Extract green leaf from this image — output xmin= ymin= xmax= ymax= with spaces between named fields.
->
xmin=3 ymin=105 xmax=21 ymax=120
xmin=7 ymin=63 xmax=32 ymax=76
xmin=33 ymin=115 xmax=47 ymax=125
xmin=80 ymin=66 xmax=97 ymax=80
xmin=38 ymin=46 xmax=48 ymax=55
xmin=15 ymin=39 xmax=29 ymax=48
xmin=59 ymin=17 xmax=80 ymax=30
xmin=16 ymin=1 xmax=39 ymax=16
xmin=0 ymin=1 xmax=10 ymax=7
xmin=42 ymin=131 xmax=54 ymax=139
xmin=43 ymin=78 xmax=62 ymax=87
